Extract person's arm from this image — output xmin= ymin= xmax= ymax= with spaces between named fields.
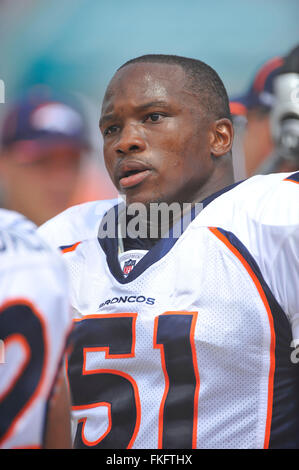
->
xmin=44 ymin=365 xmax=72 ymax=449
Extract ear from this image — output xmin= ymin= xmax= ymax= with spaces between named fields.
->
xmin=210 ymin=118 xmax=234 ymax=157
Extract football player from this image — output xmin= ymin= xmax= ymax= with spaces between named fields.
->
xmin=230 ymin=55 xmax=284 ymax=177
xmin=0 ymin=89 xmax=90 ymax=227
xmin=0 ymin=210 xmax=72 ymax=448
xmin=38 ymin=55 xmax=299 ymax=449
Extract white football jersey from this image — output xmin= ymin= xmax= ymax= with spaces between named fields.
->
xmin=38 ymin=172 xmax=299 ymax=449
xmin=0 ymin=209 xmax=72 ymax=449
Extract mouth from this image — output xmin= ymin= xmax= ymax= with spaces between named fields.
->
xmin=117 ymin=161 xmax=152 ymax=190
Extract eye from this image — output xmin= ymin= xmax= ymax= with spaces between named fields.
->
xmin=144 ymin=113 xmax=164 ymax=123
xmin=103 ymin=125 xmax=119 ymax=136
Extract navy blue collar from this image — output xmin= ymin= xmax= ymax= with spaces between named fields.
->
xmin=98 ymin=181 xmax=241 ymax=284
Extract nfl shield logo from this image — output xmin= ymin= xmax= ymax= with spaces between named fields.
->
xmin=123 ymin=258 xmax=136 ymax=275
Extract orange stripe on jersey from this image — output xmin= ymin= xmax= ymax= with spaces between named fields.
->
xmin=190 ymin=312 xmax=200 ymax=448
xmin=283 ymin=172 xmax=299 ymax=184
xmin=61 ymin=241 xmax=81 ymax=254
xmin=284 ymin=178 xmax=299 ymax=185
xmin=74 ymin=402 xmax=112 ymax=446
xmin=153 ymin=315 xmax=169 ymax=449
xmin=208 ymin=227 xmax=276 ymax=449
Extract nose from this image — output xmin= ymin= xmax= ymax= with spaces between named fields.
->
xmin=114 ymin=123 xmax=146 ymax=155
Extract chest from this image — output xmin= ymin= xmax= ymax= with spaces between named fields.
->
xmin=66 ymin=227 xmax=275 ymax=356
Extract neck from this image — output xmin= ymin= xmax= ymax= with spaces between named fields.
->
xmin=121 ymin=157 xmax=235 ymax=242
xmin=189 ymin=155 xmax=235 ymax=204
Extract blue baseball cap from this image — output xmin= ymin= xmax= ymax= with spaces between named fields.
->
xmin=1 ymin=87 xmax=89 ymax=157
xmin=230 ymin=56 xmax=284 ymax=116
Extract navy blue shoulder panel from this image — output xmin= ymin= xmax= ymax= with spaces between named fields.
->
xmin=59 ymin=243 xmax=75 ymax=251
xmin=284 ymin=171 xmax=299 ymax=183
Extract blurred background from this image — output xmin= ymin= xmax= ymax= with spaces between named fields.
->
xmin=0 ymin=0 xmax=298 ymax=225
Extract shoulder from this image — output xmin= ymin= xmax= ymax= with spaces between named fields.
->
xmin=199 ymin=172 xmax=299 ymax=228
xmin=0 ymin=208 xmax=37 ymax=235
xmin=235 ymin=171 xmax=299 ymax=226
xmin=197 ymin=172 xmax=299 ymax=319
xmin=0 ymin=208 xmax=50 ymax=264
xmin=0 ymin=209 xmax=71 ymax=328
xmin=37 ymin=198 xmax=119 ymax=249
xmin=0 ymin=209 xmax=68 ymax=292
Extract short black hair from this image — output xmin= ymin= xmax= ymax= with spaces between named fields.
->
xmin=118 ymin=54 xmax=232 ymax=122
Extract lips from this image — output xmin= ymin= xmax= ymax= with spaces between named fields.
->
xmin=116 ymin=160 xmax=152 ymax=189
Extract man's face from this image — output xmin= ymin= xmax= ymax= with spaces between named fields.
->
xmin=100 ymin=63 xmax=216 ymax=206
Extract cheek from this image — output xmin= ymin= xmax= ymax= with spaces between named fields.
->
xmin=9 ymin=166 xmax=43 ymax=187
xmin=103 ymin=148 xmax=114 ymax=176
xmin=156 ymin=136 xmax=200 ymax=177
xmin=21 ymin=171 xmax=50 ymax=196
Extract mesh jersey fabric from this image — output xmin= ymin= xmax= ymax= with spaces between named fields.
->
xmin=38 ymin=172 xmax=299 ymax=449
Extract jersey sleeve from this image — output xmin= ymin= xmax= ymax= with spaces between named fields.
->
xmin=197 ymin=172 xmax=299 ymax=337
xmin=253 ymin=174 xmax=299 ymax=338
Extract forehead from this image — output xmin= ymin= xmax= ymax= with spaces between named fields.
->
xmin=101 ymin=62 xmax=193 ymax=113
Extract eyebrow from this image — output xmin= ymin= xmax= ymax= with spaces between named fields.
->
xmin=99 ymin=100 xmax=169 ymax=128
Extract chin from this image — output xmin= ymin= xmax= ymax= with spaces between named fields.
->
xmin=125 ymin=193 xmax=164 ymax=209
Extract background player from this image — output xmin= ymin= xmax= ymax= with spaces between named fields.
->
xmin=230 ymin=55 xmax=284 ymax=177
xmin=266 ymin=44 xmax=299 ymax=173
xmin=39 ymin=55 xmax=299 ymax=449
xmin=230 ymin=44 xmax=299 ymax=176
xmin=0 ymin=210 xmax=72 ymax=448
xmin=0 ymin=88 xmax=90 ymax=226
